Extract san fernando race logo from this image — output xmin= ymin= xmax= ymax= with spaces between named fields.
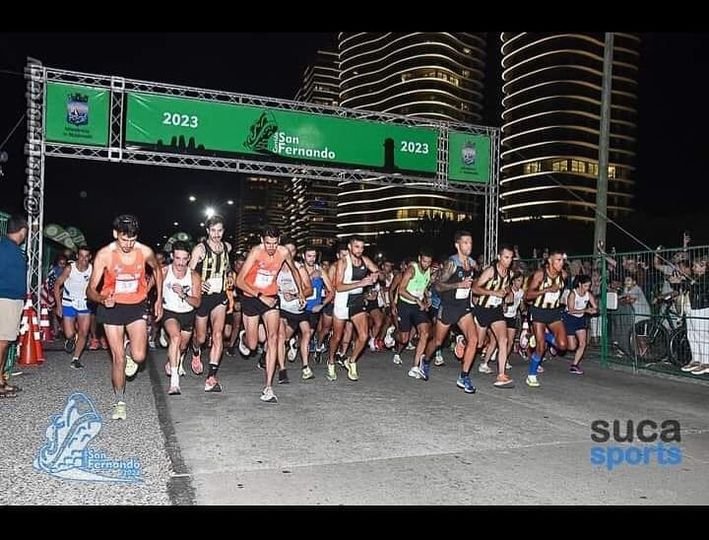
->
xmin=244 ymin=111 xmax=278 ymax=152
xmin=66 ymin=93 xmax=89 ymax=126
xmin=34 ymin=392 xmax=142 ymax=483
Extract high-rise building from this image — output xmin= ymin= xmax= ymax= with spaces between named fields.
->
xmin=336 ymin=32 xmax=487 ymax=240
xmin=287 ymin=49 xmax=340 ymax=250
xmin=499 ymin=33 xmax=640 ymax=223
xmin=234 ymin=176 xmax=288 ymax=250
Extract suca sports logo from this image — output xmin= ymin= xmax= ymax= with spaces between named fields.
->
xmin=589 ymin=419 xmax=682 ymax=471
xmin=34 ymin=392 xmax=142 ymax=483
xmin=66 ymin=93 xmax=89 ymax=126
xmin=461 ymin=140 xmax=476 ymax=166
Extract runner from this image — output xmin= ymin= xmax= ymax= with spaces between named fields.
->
xmin=87 ymin=215 xmax=163 ymax=420
xmin=327 ymin=236 xmax=380 ymax=382
xmin=189 ymin=215 xmax=231 ymax=392
xmin=236 ymin=226 xmax=305 ymax=403
xmin=422 ymin=231 xmax=478 ymax=393
xmin=53 ymin=245 xmax=93 ymax=369
xmin=162 ymin=241 xmax=202 ymax=395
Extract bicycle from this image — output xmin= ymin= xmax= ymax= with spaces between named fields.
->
xmin=627 ymin=293 xmax=690 ymax=367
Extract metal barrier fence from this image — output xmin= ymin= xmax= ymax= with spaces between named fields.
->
xmin=515 ymin=245 xmax=709 ymax=378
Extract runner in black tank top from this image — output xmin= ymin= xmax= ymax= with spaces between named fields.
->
xmin=421 ymin=230 xmax=479 ymax=393
xmin=188 ymin=215 xmax=232 ymax=393
xmin=523 ymin=249 xmax=569 ymax=388
xmin=471 ymin=244 xmax=516 ymax=388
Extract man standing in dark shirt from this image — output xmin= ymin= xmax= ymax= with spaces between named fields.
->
xmin=682 ymin=256 xmax=709 ymax=375
xmin=0 ymin=215 xmax=29 ymax=398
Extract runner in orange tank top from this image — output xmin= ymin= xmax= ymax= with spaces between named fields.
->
xmin=87 ymin=215 xmax=163 ymax=421
xmin=236 ymin=226 xmax=304 ymax=404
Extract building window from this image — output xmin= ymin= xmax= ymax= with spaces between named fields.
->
xmin=608 ymin=166 xmax=616 ymax=179
xmin=570 ymin=160 xmax=585 ymax=173
xmin=552 ymin=159 xmax=568 ymax=172
xmin=524 ymin=161 xmax=541 ymax=174
xmin=588 ymin=162 xmax=599 ymax=176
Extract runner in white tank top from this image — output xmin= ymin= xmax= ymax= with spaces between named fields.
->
xmin=53 ymin=246 xmax=93 ymax=369
xmin=161 ymin=241 xmax=202 ymax=395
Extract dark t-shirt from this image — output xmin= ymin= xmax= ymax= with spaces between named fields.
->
xmin=0 ymin=237 xmax=27 ymax=299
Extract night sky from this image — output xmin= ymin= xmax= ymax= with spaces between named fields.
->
xmin=0 ymin=33 xmax=706 ymax=250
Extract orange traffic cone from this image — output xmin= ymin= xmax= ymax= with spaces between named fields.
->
xmin=18 ymin=316 xmax=40 ymax=367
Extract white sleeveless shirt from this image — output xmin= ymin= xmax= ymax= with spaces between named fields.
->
xmin=163 ymin=265 xmax=194 ymax=313
xmin=62 ymin=262 xmax=91 ymax=310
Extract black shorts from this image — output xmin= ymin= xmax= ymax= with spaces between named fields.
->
xmin=241 ymin=295 xmax=279 ymax=318
xmin=196 ymin=292 xmax=228 ymax=318
xmin=345 ymin=295 xmax=367 ymax=319
xmin=322 ymin=303 xmax=334 ymax=317
xmin=529 ymin=305 xmax=563 ymax=326
xmin=306 ymin=310 xmax=321 ymax=329
xmin=397 ymin=300 xmax=431 ymax=332
xmin=562 ymin=312 xmax=588 ymax=334
xmin=281 ymin=309 xmax=310 ymax=331
xmin=163 ymin=309 xmax=195 ymax=332
xmin=97 ymin=303 xmax=148 ymax=326
xmin=474 ymin=305 xmax=505 ymax=328
xmin=505 ymin=316 xmax=518 ymax=330
xmin=437 ymin=301 xmax=472 ymax=326
xmin=365 ymin=301 xmax=381 ymax=313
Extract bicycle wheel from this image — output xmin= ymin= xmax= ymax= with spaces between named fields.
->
xmin=630 ymin=319 xmax=668 ymax=362
xmin=669 ymin=330 xmax=692 ymax=367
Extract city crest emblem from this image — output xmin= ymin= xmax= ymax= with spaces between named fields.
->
xmin=66 ymin=93 xmax=89 ymax=126
xmin=462 ymin=141 xmax=476 ymax=166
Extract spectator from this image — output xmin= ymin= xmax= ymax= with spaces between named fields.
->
xmin=0 ymin=215 xmax=29 ymax=397
xmin=682 ymin=256 xmax=709 ymax=375
xmin=619 ymin=275 xmax=652 ymax=356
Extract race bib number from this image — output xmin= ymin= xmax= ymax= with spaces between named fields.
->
xmin=207 ymin=277 xmax=223 ymax=293
xmin=116 ymin=278 xmax=139 ymax=294
xmin=74 ymin=297 xmax=88 ymax=311
xmin=545 ymin=291 xmax=560 ymax=304
xmin=455 ymin=288 xmax=469 ymax=300
xmin=488 ymin=295 xmax=503 ymax=307
xmin=255 ymin=270 xmax=273 ymax=289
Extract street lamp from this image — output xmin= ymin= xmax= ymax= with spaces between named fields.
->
xmin=205 ymin=207 xmax=215 ymax=218
xmin=227 ymin=200 xmax=234 ymax=205
xmin=188 ymin=195 xmax=196 ymax=202
xmin=173 ymin=221 xmax=179 ymax=226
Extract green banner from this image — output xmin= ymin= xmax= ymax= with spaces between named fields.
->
xmin=125 ymin=93 xmax=438 ymax=175
xmin=45 ymin=82 xmax=110 ymax=146
xmin=447 ymin=132 xmax=491 ymax=183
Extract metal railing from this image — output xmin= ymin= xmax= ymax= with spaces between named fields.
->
xmin=514 ymin=245 xmax=709 ymax=378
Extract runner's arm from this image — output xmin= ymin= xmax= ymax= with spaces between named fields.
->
xmin=87 ymin=249 xmax=109 ymax=304
xmin=53 ymin=265 xmax=72 ymax=311
xmin=321 ymin=269 xmax=335 ymax=306
xmin=189 ymin=243 xmax=205 ymax=271
xmin=185 ymin=270 xmax=202 ymax=309
xmin=434 ymin=260 xmax=461 ymax=293
xmin=235 ymin=248 xmax=261 ymax=298
xmin=524 ymin=270 xmax=547 ymax=301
